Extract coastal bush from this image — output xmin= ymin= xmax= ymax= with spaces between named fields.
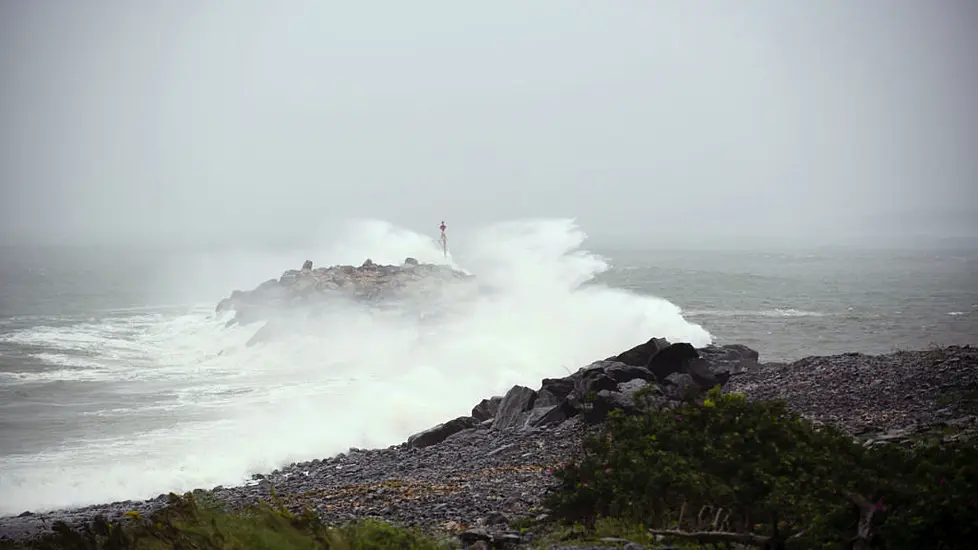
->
xmin=1 ymin=493 xmax=447 ymax=550
xmin=544 ymin=386 xmax=978 ymax=549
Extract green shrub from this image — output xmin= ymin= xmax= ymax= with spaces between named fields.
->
xmin=2 ymin=492 xmax=447 ymax=550
xmin=544 ymin=386 xmax=978 ymax=549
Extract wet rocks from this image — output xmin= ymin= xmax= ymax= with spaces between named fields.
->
xmin=610 ymin=337 xmax=671 ymax=366
xmin=725 ymin=345 xmax=978 ymax=436
xmin=472 ymin=396 xmax=503 ymax=422
xmin=537 ymin=378 xmax=575 ymax=408
xmin=527 ymin=398 xmax=581 ymax=429
xmin=462 ymin=341 xmax=747 ymax=433
xmin=407 ymin=416 xmax=479 ymax=448
xmin=697 ymin=344 xmax=762 ymax=382
xmin=645 ymin=342 xmax=699 ymax=382
xmin=492 ymin=386 xmax=538 ymax=430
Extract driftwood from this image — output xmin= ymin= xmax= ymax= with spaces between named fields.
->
xmin=651 ymin=491 xmax=879 ymax=549
xmin=846 ymin=492 xmax=878 ymax=550
xmin=648 ymin=529 xmax=773 ymax=547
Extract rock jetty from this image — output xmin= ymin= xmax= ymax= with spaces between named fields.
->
xmin=215 ymin=257 xmax=474 ymax=335
xmin=1 ymin=341 xmax=975 ymax=548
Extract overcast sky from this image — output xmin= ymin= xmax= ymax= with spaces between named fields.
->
xmin=1 ymin=0 xmax=976 ymax=249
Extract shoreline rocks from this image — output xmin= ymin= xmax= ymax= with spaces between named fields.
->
xmin=725 ymin=344 xmax=978 ymax=437
xmin=2 ymin=341 xmax=976 ymax=546
xmin=216 ymin=258 xmax=474 ymax=331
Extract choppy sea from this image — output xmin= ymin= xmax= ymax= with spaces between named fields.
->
xmin=1 ymin=221 xmax=975 ymax=516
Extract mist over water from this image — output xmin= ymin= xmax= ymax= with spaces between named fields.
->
xmin=0 ymin=218 xmax=712 ymax=515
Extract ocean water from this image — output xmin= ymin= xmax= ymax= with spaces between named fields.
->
xmin=1 ymin=219 xmax=976 ymax=516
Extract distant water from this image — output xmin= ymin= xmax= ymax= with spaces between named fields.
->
xmin=1 ymin=220 xmax=976 ymax=516
xmin=595 ymin=247 xmax=978 ymax=360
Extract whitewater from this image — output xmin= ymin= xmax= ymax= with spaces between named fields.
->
xmin=0 ymin=219 xmax=713 ymax=516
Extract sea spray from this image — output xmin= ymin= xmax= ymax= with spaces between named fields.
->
xmin=0 ymin=217 xmax=711 ymax=515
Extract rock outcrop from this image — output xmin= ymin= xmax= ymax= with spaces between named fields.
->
xmin=402 ymin=341 xmax=978 ymax=451
xmin=404 ymin=339 xmax=762 ymax=449
xmin=215 ymin=257 xmax=474 ymax=330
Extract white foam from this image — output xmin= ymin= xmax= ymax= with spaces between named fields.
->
xmin=684 ymin=308 xmax=826 ymax=318
xmin=0 ymin=218 xmax=711 ymax=515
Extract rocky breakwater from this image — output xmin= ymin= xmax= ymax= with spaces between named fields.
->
xmin=405 ymin=337 xmax=762 ymax=452
xmin=0 ymin=336 xmax=761 ymax=546
xmin=215 ymin=257 xmax=474 ymax=345
xmin=238 ymin=339 xmax=762 ymax=547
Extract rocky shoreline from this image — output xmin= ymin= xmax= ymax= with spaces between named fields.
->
xmin=216 ymin=257 xmax=473 ymax=328
xmin=2 ymin=338 xmax=975 ymax=546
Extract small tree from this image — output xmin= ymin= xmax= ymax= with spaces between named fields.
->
xmin=544 ymin=386 xmax=978 ymax=549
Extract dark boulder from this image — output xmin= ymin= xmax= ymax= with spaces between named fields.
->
xmin=685 ymin=357 xmax=720 ymax=388
xmin=491 ymin=386 xmax=537 ymax=430
xmin=526 ymin=396 xmax=582 ymax=428
xmin=646 ymin=342 xmax=699 ymax=381
xmin=701 ymin=343 xmax=760 ymax=362
xmin=301 ymin=260 xmax=313 ymax=270
xmin=663 ymin=372 xmax=701 ymax=401
xmin=625 ymin=380 xmax=668 ymax=411
xmin=612 ymin=337 xmax=671 ymax=366
xmin=537 ymin=377 xmax=575 ymax=407
xmin=407 ymin=416 xmax=478 ymax=448
xmin=471 ymin=396 xmax=503 ymax=422
xmin=585 ymin=390 xmax=641 ymax=423
xmin=603 ymin=363 xmax=658 ymax=384
xmin=697 ymin=344 xmax=762 ymax=382
xmin=577 ymin=371 xmax=619 ymax=397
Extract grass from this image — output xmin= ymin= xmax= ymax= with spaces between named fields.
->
xmin=0 ymin=493 xmax=449 ymax=550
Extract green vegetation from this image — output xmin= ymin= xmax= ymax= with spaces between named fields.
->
xmin=0 ymin=493 xmax=448 ymax=550
xmin=543 ymin=386 xmax=978 ymax=549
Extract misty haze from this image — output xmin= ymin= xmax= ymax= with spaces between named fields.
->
xmin=0 ymin=1 xmax=976 ymax=546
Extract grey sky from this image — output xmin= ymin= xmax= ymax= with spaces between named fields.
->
xmin=2 ymin=0 xmax=976 ymax=249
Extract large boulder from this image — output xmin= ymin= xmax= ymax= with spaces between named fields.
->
xmin=603 ymin=362 xmax=659 ymax=384
xmin=663 ymin=372 xmax=701 ymax=401
xmin=399 ymin=337 xmax=767 ymax=450
xmin=526 ymin=397 xmax=581 ymax=428
xmin=471 ymin=396 xmax=503 ymax=422
xmin=696 ymin=344 xmax=762 ymax=383
xmin=407 ymin=416 xmax=479 ymax=448
xmin=611 ymin=337 xmax=671 ymax=366
xmin=646 ymin=342 xmax=700 ymax=381
xmin=685 ymin=357 xmax=719 ymax=388
xmin=491 ymin=386 xmax=538 ymax=430
xmin=537 ymin=377 xmax=575 ymax=408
